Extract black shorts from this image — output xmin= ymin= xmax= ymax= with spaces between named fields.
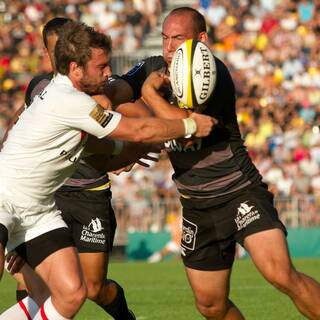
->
xmin=15 ymin=228 xmax=74 ymax=268
xmin=55 ymin=189 xmax=116 ymax=253
xmin=180 ymin=186 xmax=287 ymax=271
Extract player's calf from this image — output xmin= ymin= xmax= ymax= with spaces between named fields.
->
xmin=98 ymin=280 xmax=136 ymax=320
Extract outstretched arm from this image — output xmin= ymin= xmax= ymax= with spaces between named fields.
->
xmin=109 ymin=112 xmax=214 ymax=143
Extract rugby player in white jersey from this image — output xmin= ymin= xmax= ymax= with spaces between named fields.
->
xmin=0 ymin=20 xmax=215 ymax=319
xmin=2 ymin=17 xmax=149 ymax=320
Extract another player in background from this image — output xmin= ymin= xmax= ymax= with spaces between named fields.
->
xmin=0 ymin=20 xmax=215 ymax=320
xmin=148 ymin=203 xmax=182 ymax=263
xmin=140 ymin=7 xmax=320 ymax=320
xmin=7 ymin=17 xmax=136 ymax=320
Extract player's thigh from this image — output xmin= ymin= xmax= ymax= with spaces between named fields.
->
xmin=15 ymin=227 xmax=83 ymax=297
xmin=35 ymin=246 xmax=84 ymax=296
xmin=185 ymin=266 xmax=232 ymax=305
xmin=79 ymin=251 xmax=109 ymax=285
xmin=244 ymin=228 xmax=292 ymax=279
xmin=16 ymin=264 xmax=50 ymax=305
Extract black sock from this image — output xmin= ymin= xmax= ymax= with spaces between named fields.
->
xmin=99 ymin=280 xmax=135 ymax=320
xmin=16 ymin=289 xmax=28 ymax=302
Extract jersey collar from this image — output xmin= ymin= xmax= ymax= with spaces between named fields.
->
xmin=54 ymin=73 xmax=74 ymax=87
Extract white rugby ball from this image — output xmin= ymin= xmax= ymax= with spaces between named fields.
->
xmin=170 ymin=39 xmax=216 ymax=109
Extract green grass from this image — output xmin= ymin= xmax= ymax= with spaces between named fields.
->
xmin=1 ymin=258 xmax=319 ymax=319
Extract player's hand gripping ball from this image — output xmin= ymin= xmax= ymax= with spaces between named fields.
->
xmin=170 ymin=39 xmax=216 ymax=109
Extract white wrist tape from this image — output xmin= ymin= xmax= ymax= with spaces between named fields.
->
xmin=182 ymin=118 xmax=197 ymax=138
xmin=112 ymin=140 xmax=124 ymax=156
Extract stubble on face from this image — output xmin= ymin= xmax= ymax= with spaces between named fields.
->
xmin=79 ymin=73 xmax=106 ymax=96
xmin=79 ymin=48 xmax=110 ymax=96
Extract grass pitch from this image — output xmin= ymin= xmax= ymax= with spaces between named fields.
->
xmin=0 ymin=258 xmax=319 ymax=319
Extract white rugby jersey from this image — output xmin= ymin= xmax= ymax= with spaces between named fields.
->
xmin=0 ymin=74 xmax=121 ymax=204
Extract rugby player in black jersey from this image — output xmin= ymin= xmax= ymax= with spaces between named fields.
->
xmin=134 ymin=7 xmax=320 ymax=320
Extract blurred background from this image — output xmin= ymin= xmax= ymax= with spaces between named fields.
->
xmin=0 ymin=0 xmax=319 ymax=260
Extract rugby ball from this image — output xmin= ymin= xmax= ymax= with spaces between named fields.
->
xmin=170 ymin=39 xmax=216 ymax=109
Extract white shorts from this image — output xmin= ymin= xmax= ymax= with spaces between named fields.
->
xmin=0 ymin=194 xmax=67 ymax=253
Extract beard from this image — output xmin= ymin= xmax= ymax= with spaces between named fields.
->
xmin=79 ymin=75 xmax=106 ymax=96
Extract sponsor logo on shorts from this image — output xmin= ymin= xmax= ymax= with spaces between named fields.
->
xmin=181 ymin=217 xmax=197 ymax=251
xmin=235 ymin=201 xmax=260 ymax=231
xmin=90 ymin=104 xmax=113 ymax=128
xmin=80 ymin=218 xmax=106 ymax=245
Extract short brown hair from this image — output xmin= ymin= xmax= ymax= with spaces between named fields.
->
xmin=55 ymin=21 xmax=112 ymax=75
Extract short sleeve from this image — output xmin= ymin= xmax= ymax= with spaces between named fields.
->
xmin=74 ymin=104 xmax=121 ymax=139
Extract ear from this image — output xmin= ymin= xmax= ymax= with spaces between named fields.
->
xmin=198 ymin=31 xmax=208 ymax=43
xmin=69 ymin=61 xmax=83 ymax=79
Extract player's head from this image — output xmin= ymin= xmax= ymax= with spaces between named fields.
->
xmin=55 ymin=21 xmax=112 ymax=95
xmin=162 ymin=7 xmax=208 ymax=65
xmin=42 ymin=17 xmax=72 ymax=73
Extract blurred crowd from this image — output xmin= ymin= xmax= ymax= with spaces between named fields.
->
xmin=1 ymin=0 xmax=320 ymax=234
xmin=0 ymin=0 xmax=165 ymax=138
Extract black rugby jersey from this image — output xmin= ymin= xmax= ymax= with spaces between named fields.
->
xmin=134 ymin=55 xmax=264 ymax=202
xmin=25 ymin=73 xmax=110 ymax=192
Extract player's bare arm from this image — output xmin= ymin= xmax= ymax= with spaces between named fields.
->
xmin=142 ymin=71 xmax=190 ymax=119
xmin=115 ymin=99 xmax=154 ymax=117
xmin=110 ymin=111 xmax=214 ymax=143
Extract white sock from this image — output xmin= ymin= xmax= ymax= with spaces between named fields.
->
xmin=148 ymin=252 xmax=161 ymax=263
xmin=0 ymin=296 xmax=39 ymax=319
xmin=34 ymin=297 xmax=70 ymax=320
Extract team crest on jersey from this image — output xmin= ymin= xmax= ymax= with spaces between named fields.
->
xmin=90 ymin=104 xmax=113 ymax=128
